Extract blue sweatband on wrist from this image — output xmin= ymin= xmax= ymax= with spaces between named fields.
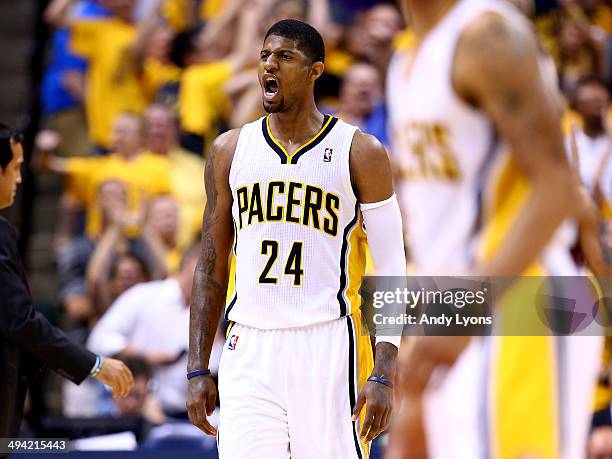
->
xmin=367 ymin=375 xmax=393 ymax=389
xmin=187 ymin=369 xmax=211 ymax=380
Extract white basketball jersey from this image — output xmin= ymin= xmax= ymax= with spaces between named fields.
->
xmin=226 ymin=115 xmax=366 ymax=329
xmin=388 ymin=0 xmax=570 ymax=274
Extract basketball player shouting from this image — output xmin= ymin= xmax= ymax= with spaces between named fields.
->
xmin=387 ymin=1 xmax=602 ymax=458
xmin=187 ymin=20 xmax=406 ymax=459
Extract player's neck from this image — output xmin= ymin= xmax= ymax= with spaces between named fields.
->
xmin=269 ymin=101 xmax=324 ymax=145
xmin=406 ymin=0 xmax=457 ymax=41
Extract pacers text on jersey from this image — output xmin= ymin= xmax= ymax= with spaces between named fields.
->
xmin=235 ymin=181 xmax=340 ymax=236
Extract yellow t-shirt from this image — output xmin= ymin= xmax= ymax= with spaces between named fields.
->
xmin=593 ymin=5 xmax=612 ymax=33
xmin=178 ymin=60 xmax=233 ymax=154
xmin=66 ymin=152 xmax=172 ymax=237
xmin=163 ymin=0 xmax=226 ymax=30
xmin=167 ymin=148 xmax=206 ymax=249
xmin=66 ymin=155 xmax=106 ymax=207
xmin=200 ymin=0 xmax=225 ymax=19
xmin=70 ymin=18 xmax=148 ymax=148
xmin=166 ymin=246 xmax=183 ymax=276
xmin=142 ymin=58 xmax=181 ymax=102
xmin=325 ymin=49 xmax=354 ymax=77
xmin=594 ymin=336 xmax=612 ymax=411
xmin=393 ymin=28 xmax=417 ymax=51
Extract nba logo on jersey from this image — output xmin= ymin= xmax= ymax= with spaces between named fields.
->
xmin=228 ymin=335 xmax=239 ymax=350
xmin=323 ymin=148 xmax=333 ymax=162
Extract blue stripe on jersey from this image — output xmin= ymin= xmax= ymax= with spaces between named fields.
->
xmin=469 ymin=127 xmax=499 ymax=264
xmin=290 ymin=116 xmax=338 ymax=164
xmin=225 ymin=217 xmax=239 ymax=321
xmin=347 ymin=315 xmax=365 ymax=459
xmin=261 ymin=114 xmax=339 ymax=165
xmin=337 ymin=204 xmax=360 ymax=317
xmin=261 ymin=116 xmax=287 ymax=164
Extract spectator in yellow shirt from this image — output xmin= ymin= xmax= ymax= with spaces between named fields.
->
xmin=35 ymin=112 xmax=171 ymax=238
xmin=64 ymin=0 xmax=148 ymax=149
xmin=169 ymin=1 xmax=264 ymax=154
xmin=143 ymin=103 xmax=205 ymax=249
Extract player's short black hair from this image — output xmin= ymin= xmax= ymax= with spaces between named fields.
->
xmin=0 ymin=123 xmax=22 ymax=172
xmin=264 ymin=19 xmax=325 ymax=63
xmin=169 ymin=25 xmax=203 ymax=69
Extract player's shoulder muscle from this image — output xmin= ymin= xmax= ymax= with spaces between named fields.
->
xmin=350 ymin=130 xmax=388 ymax=168
xmin=207 ymin=128 xmax=242 ymax=184
xmin=349 ymin=130 xmax=393 ymax=203
xmin=453 ymin=9 xmax=539 ymax=106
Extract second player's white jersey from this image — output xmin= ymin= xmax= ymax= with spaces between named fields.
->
xmin=225 ymin=115 xmax=366 ymax=329
xmin=388 ymin=0 xmax=568 ymax=274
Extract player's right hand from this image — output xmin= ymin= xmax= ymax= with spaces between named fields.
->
xmin=187 ymin=375 xmax=218 ymax=436
xmin=94 ymin=357 xmax=134 ymax=399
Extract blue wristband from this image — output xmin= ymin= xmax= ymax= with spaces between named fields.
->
xmin=367 ymin=375 xmax=393 ymax=389
xmin=187 ymin=369 xmax=211 ymax=380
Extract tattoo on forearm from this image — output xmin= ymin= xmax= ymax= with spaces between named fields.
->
xmin=373 ymin=342 xmax=398 ymax=377
xmin=188 ymin=259 xmax=226 ymax=370
xmin=188 ymin=145 xmax=229 ymax=370
xmin=198 ymin=233 xmax=217 ymax=275
xmin=203 ymin=148 xmax=219 ymax=233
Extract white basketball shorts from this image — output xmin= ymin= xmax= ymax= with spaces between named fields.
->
xmin=217 ymin=313 xmax=374 ymax=459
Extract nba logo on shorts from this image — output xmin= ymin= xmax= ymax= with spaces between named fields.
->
xmin=323 ymin=148 xmax=333 ymax=162
xmin=228 ymin=335 xmax=239 ymax=350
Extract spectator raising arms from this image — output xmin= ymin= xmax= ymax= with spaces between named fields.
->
xmin=58 ymin=178 xmax=158 ymax=323
xmin=35 ymin=112 xmax=171 ymax=241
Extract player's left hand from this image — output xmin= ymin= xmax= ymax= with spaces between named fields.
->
xmin=352 ymin=378 xmax=393 ymax=442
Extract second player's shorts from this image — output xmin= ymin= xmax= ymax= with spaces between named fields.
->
xmin=424 ymin=335 xmax=602 ymax=459
xmin=217 ymin=311 xmax=374 ymax=459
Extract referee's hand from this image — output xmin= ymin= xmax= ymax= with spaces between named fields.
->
xmin=187 ymin=375 xmax=217 ymax=436
xmin=95 ymin=357 xmax=134 ymax=399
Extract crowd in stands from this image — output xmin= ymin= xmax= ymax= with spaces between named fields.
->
xmin=20 ymin=0 xmax=612 ymax=454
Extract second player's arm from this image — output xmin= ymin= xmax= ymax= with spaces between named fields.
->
xmin=454 ymin=12 xmax=574 ymax=277
xmin=186 ymin=130 xmax=238 ymax=436
xmin=349 ymin=131 xmax=407 ymax=441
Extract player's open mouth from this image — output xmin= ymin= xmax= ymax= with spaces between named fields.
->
xmin=263 ymin=76 xmax=280 ymax=102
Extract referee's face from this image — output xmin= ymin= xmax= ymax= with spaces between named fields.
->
xmin=0 ymin=141 xmax=23 ymax=210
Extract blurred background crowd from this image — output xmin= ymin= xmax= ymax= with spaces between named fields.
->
xmin=2 ymin=0 xmax=612 ymax=455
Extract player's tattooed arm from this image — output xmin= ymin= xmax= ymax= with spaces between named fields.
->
xmin=187 ymin=129 xmax=239 ymax=436
xmin=453 ymin=11 xmax=574 ymax=276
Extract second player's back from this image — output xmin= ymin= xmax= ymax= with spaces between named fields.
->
xmin=388 ymin=0 xmax=531 ymax=274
